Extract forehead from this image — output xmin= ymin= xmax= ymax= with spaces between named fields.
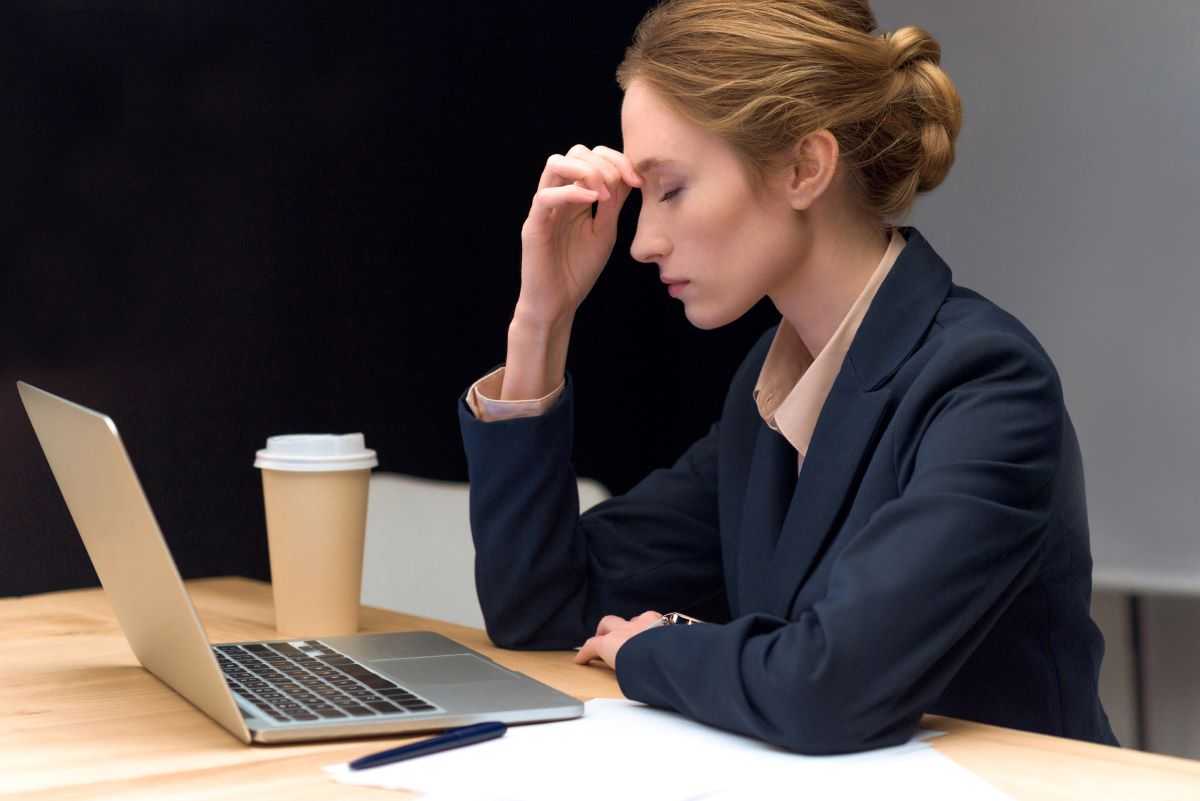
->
xmin=621 ymin=81 xmax=702 ymax=170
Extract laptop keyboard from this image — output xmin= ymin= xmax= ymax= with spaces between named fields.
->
xmin=214 ymin=640 xmax=438 ymax=723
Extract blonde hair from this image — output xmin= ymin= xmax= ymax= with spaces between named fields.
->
xmin=615 ymin=0 xmax=963 ymax=221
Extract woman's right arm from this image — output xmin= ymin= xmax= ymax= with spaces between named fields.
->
xmin=459 ymin=146 xmax=727 ymax=648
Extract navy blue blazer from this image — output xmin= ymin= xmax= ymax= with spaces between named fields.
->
xmin=458 ymin=226 xmax=1117 ymax=754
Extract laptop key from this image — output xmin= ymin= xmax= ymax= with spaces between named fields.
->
xmin=315 ymin=709 xmax=348 ymax=719
xmin=367 ymin=701 xmax=403 ymax=714
xmin=354 ymin=674 xmax=396 ymax=690
xmin=339 ymin=665 xmax=374 ymax=677
xmin=269 ymin=643 xmax=304 ymax=657
xmin=317 ymin=693 xmax=352 ymax=706
xmin=342 ymin=705 xmax=375 ymax=717
xmin=318 ymin=656 xmax=355 ymax=666
xmin=290 ymin=712 xmax=319 ymax=721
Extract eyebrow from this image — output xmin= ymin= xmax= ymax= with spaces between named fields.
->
xmin=634 ymin=157 xmax=683 ymax=175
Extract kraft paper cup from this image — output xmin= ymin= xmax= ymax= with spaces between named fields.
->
xmin=254 ymin=434 xmax=378 ymax=637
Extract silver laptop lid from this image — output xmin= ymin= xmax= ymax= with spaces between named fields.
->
xmin=16 ymin=381 xmax=251 ymax=743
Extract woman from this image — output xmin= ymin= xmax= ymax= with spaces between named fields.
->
xmin=458 ymin=0 xmax=1117 ymax=753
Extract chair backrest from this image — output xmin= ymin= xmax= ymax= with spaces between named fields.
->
xmin=361 ymin=472 xmax=610 ymax=628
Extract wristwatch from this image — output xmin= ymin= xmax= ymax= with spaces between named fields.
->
xmin=655 ymin=612 xmax=705 ymax=627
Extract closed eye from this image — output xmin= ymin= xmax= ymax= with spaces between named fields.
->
xmin=660 ymin=187 xmax=682 ymax=203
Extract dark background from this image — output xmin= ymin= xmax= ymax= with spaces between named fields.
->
xmin=0 ymin=1 xmax=777 ymax=596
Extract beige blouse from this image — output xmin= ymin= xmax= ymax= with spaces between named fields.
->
xmin=465 ymin=228 xmax=907 ymax=474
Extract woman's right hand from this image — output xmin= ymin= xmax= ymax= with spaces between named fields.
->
xmin=516 ymin=144 xmax=643 ymax=327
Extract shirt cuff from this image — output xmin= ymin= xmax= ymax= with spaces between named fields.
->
xmin=465 ymin=366 xmax=566 ymax=422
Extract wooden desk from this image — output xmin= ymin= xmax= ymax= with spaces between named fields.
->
xmin=2 ymin=578 xmax=1198 ymax=800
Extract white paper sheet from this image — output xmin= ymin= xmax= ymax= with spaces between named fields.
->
xmin=324 ymin=699 xmax=1011 ymax=801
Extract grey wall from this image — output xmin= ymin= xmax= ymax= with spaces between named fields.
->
xmin=874 ymin=0 xmax=1200 ymax=590
xmin=874 ymin=0 xmax=1200 ymax=757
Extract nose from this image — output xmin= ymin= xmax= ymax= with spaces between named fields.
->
xmin=629 ymin=220 xmax=669 ymax=265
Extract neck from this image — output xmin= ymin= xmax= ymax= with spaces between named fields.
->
xmin=768 ymin=219 xmax=891 ymax=357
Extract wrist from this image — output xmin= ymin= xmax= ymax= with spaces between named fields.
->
xmin=510 ymin=301 xmax=575 ymax=338
xmin=501 ymin=306 xmax=573 ymax=401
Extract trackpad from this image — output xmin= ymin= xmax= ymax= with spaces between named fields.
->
xmin=369 ymin=654 xmax=515 ymax=686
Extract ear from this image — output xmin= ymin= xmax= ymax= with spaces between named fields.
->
xmin=783 ymin=129 xmax=839 ymax=212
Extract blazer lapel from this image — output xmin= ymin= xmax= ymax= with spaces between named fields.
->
xmin=734 ymin=423 xmax=799 ymax=615
xmin=767 ymin=374 xmax=891 ymax=613
xmin=761 ymin=226 xmax=954 ymax=616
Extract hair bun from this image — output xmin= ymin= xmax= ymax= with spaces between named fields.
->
xmin=884 ymin=25 xmax=941 ymax=72
xmin=872 ymin=24 xmax=962 ymax=213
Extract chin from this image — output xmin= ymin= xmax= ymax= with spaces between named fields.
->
xmin=682 ymin=300 xmax=746 ymax=331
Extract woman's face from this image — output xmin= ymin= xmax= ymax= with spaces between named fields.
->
xmin=622 ymin=80 xmax=806 ymax=330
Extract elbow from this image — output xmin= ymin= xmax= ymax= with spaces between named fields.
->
xmin=481 ymin=609 xmax=582 ymax=652
xmin=767 ymin=723 xmax=913 ymax=756
xmin=762 ymin=685 xmax=921 ymax=755
xmin=484 ymin=625 xmax=527 ymax=651
xmin=763 ymin=717 xmax=871 ymax=756
xmin=482 ymin=616 xmax=544 ymax=650
xmin=475 ymin=582 xmax=547 ymax=649
xmin=768 ymin=720 xmax=917 ymax=756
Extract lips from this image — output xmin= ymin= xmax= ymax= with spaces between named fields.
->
xmin=660 ymin=276 xmax=689 ymax=285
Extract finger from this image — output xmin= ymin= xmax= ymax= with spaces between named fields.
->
xmin=574 ymin=636 xmax=600 ymax=665
xmin=596 ymin=615 xmax=628 ymax=636
xmin=592 ymin=146 xmax=644 ymax=188
xmin=527 ymin=183 xmax=601 ymax=227
xmin=580 ymin=149 xmax=637 ymax=231
xmin=567 ymin=145 xmax=622 ymax=198
xmin=592 ymin=180 xmax=629 ymax=233
xmin=636 ymin=610 xmax=663 ymax=623
xmin=538 ymin=153 xmax=611 ymax=200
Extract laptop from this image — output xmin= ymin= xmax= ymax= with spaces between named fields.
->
xmin=16 ymin=381 xmax=584 ymax=744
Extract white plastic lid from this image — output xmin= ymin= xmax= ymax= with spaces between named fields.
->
xmin=254 ymin=433 xmax=378 ymax=472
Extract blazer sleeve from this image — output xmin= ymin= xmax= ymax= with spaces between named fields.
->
xmin=458 ymin=372 xmax=727 ymax=650
xmin=614 ymin=331 xmax=1065 ymax=754
xmin=466 ymin=365 xmax=566 ymax=422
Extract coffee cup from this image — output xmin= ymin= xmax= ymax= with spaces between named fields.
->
xmin=254 ymin=433 xmax=378 ymax=636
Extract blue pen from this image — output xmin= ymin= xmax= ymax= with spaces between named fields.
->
xmin=348 ymin=722 xmax=508 ymax=771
